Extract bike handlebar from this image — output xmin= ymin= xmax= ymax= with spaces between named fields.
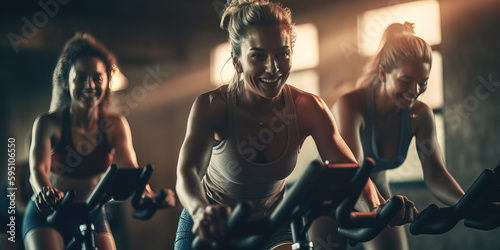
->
xmin=337 ymin=197 xmax=403 ymax=242
xmin=192 ymin=158 xmax=405 ymax=249
xmin=130 ymin=164 xmax=167 ymax=220
xmin=132 ymin=188 xmax=168 ymax=220
xmin=335 ymin=158 xmax=404 ymax=243
xmin=46 ymin=190 xmax=76 ymax=225
xmin=410 ymin=166 xmax=500 ymax=235
xmin=192 ymin=201 xmax=254 ymax=250
xmin=47 ymin=164 xmax=163 ymax=225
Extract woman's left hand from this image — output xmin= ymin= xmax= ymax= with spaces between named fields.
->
xmin=389 ymin=195 xmax=419 ymax=226
xmin=374 ymin=195 xmax=419 ymax=226
xmin=138 ymin=188 xmax=176 ymax=209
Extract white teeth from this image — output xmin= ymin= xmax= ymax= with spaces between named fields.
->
xmin=402 ymin=96 xmax=414 ymax=102
xmin=259 ymin=77 xmax=280 ymax=84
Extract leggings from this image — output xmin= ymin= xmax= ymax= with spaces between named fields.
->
xmin=22 ymin=199 xmax=110 ymax=244
xmin=174 ymin=209 xmax=292 ymax=250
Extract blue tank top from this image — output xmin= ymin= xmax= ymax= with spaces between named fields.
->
xmin=360 ymin=88 xmax=414 ymax=172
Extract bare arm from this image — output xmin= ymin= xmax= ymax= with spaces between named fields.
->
xmin=175 ymin=93 xmax=215 ymax=215
xmin=415 ymin=103 xmax=464 ymax=206
xmin=108 ymin=114 xmax=139 ymax=169
xmin=29 ymin=114 xmax=64 ymax=210
xmin=109 ymin=113 xmax=174 ymax=203
xmin=332 ymin=93 xmax=365 ymax=165
xmin=300 ymin=93 xmax=384 ymax=212
xmin=331 ymin=93 xmax=386 ymax=211
xmin=29 ymin=114 xmax=54 ymax=195
xmin=176 ymin=93 xmax=231 ymax=241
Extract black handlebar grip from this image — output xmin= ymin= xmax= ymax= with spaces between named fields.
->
xmin=410 ymin=169 xmax=497 ymax=235
xmin=132 ymin=165 xmax=154 ymax=209
xmin=337 ymin=196 xmax=403 ymax=242
xmin=409 ymin=204 xmax=439 ymax=235
xmin=464 ymin=202 xmax=500 ymax=230
xmin=47 ymin=190 xmax=76 ymax=225
xmin=455 ymin=169 xmax=494 ymax=214
xmin=192 ymin=201 xmax=253 ymax=250
xmin=226 ymin=201 xmax=252 ymax=231
xmin=133 ymin=189 xmax=167 ymax=220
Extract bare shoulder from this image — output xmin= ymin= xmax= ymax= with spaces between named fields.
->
xmin=100 ymin=110 xmax=129 ymax=132
xmin=334 ymin=88 xmax=367 ymax=114
xmin=410 ymin=100 xmax=434 ymax=120
xmin=410 ymin=100 xmax=435 ymax=132
xmin=31 ymin=109 xmax=64 ymax=144
xmin=288 ymin=85 xmax=333 ymax=137
xmin=33 ymin=110 xmax=63 ymax=132
xmin=288 ymin=85 xmax=325 ymax=110
xmin=192 ymin=85 xmax=229 ymax=120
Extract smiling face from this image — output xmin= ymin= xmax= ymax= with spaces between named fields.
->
xmin=67 ymin=56 xmax=109 ymax=110
xmin=380 ymin=59 xmax=430 ymax=110
xmin=236 ymin=25 xmax=292 ymax=100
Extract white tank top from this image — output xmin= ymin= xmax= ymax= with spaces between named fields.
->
xmin=202 ymin=84 xmax=301 ymax=219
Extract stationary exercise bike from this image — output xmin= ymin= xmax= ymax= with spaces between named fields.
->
xmin=47 ymin=164 xmax=167 ymax=250
xmin=410 ymin=164 xmax=500 ymax=235
xmin=193 ymin=158 xmax=405 ymax=250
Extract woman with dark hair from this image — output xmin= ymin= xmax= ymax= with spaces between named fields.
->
xmin=174 ymin=2 xmax=418 ymax=249
xmin=22 ymin=33 xmax=174 ymax=250
xmin=332 ymin=22 xmax=465 ymax=250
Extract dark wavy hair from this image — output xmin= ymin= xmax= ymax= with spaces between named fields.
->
xmin=50 ymin=33 xmax=117 ymax=111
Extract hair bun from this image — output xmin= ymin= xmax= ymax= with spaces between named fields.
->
xmin=221 ymin=0 xmax=269 ymax=30
xmin=381 ymin=21 xmax=416 ymax=45
xmin=402 ymin=21 xmax=415 ymax=35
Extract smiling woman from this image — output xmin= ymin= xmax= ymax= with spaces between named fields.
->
xmin=174 ymin=1 xmax=418 ymax=250
xmin=22 ymin=33 xmax=174 ymax=250
xmin=331 ymin=22 xmax=465 ymax=250
xmin=236 ymin=25 xmax=292 ymax=100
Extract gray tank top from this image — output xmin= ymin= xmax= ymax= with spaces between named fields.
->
xmin=202 ymin=84 xmax=301 ymax=219
xmin=360 ymin=88 xmax=414 ymax=172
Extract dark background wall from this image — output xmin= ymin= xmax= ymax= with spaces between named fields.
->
xmin=1 ymin=0 xmax=499 ymax=249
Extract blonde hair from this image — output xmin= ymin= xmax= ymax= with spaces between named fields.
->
xmin=357 ymin=22 xmax=432 ymax=88
xmin=220 ymin=0 xmax=296 ymax=91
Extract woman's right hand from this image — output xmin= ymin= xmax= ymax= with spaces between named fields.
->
xmin=191 ymin=204 xmax=231 ymax=242
xmin=386 ymin=195 xmax=419 ymax=226
xmin=34 ymin=186 xmax=65 ymax=212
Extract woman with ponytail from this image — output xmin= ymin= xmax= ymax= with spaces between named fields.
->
xmin=175 ymin=2 xmax=418 ymax=249
xmin=331 ymin=22 xmax=465 ymax=250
